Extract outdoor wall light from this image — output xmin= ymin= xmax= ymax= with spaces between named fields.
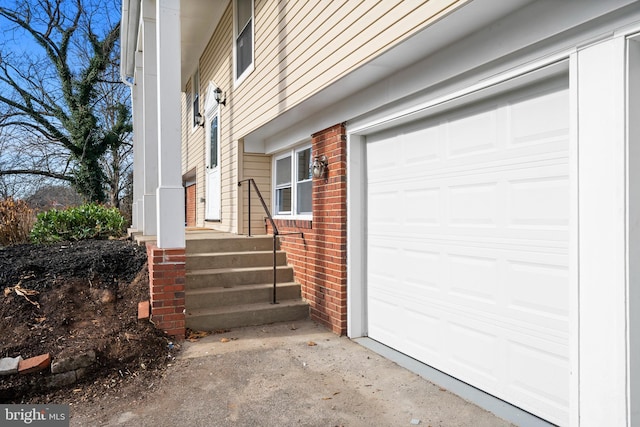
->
xmin=214 ymin=87 xmax=226 ymax=106
xmin=312 ymin=155 xmax=328 ymax=179
xmin=194 ymin=112 xmax=205 ymax=127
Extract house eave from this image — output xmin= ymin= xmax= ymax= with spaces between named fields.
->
xmin=243 ymin=0 xmax=638 ymax=154
xmin=119 ymin=0 xmax=229 ymax=88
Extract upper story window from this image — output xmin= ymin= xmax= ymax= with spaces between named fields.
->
xmin=234 ymin=0 xmax=254 ymax=83
xmin=274 ymin=145 xmax=312 ymax=218
xmin=192 ymin=69 xmax=200 ymax=129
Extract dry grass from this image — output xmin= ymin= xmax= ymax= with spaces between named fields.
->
xmin=0 ymin=198 xmax=35 ymax=246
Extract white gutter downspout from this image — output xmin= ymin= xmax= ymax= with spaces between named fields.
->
xmin=120 ymin=0 xmax=140 ymax=87
xmin=120 ymin=0 xmax=141 ymax=231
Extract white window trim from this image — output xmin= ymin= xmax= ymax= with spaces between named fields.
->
xmin=191 ymin=68 xmax=200 ymax=132
xmin=205 ymin=106 xmax=220 ymax=170
xmin=204 ymin=83 xmax=221 ymax=168
xmin=272 ymin=144 xmax=312 ymax=220
xmin=233 ymin=0 xmax=255 ymax=87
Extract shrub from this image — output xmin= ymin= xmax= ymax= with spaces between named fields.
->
xmin=30 ymin=203 xmax=125 ymax=243
xmin=0 ymin=198 xmax=35 ymax=246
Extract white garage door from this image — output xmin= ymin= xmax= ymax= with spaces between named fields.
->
xmin=366 ymin=80 xmax=570 ymax=425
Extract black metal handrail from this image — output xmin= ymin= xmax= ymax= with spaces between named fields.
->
xmin=238 ymin=178 xmax=302 ymax=304
xmin=238 ymin=178 xmax=278 ymax=237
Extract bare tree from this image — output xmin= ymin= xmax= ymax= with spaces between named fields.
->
xmin=0 ymin=126 xmax=60 ymax=199
xmin=0 ymin=0 xmax=131 ymax=203
xmin=94 ymin=52 xmax=133 ymax=208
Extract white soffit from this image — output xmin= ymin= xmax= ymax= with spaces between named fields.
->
xmin=180 ymin=0 xmax=229 ymax=88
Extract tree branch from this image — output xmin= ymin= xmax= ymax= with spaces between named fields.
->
xmin=0 ymin=168 xmax=73 ymax=182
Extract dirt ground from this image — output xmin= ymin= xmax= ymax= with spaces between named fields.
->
xmin=0 ymin=239 xmax=177 ymax=403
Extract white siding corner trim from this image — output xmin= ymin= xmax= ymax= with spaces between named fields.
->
xmin=576 ymin=36 xmax=628 ymax=427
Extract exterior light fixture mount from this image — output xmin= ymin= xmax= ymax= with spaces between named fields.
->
xmin=214 ymin=87 xmax=226 ymax=106
xmin=194 ymin=112 xmax=205 ymax=127
xmin=312 ymin=155 xmax=328 ymax=179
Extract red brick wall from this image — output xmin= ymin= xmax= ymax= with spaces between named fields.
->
xmin=269 ymin=123 xmax=347 ymax=335
xmin=146 ymin=244 xmax=186 ymax=339
xmin=185 ymin=184 xmax=196 ymax=227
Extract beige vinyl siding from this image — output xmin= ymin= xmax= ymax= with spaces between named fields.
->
xmin=230 ymin=0 xmax=466 ymax=139
xmin=198 ymin=3 xmax=237 ymax=232
xmin=181 ymin=0 xmax=463 ymax=232
xmin=240 ymin=153 xmax=271 ymax=235
xmin=182 ymin=78 xmax=207 ymax=227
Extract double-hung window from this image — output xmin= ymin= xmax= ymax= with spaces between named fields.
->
xmin=274 ymin=146 xmax=312 ymax=218
xmin=234 ymin=0 xmax=254 ymax=83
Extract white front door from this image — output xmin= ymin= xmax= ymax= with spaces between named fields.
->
xmin=206 ymin=112 xmax=221 ymax=221
xmin=366 ymin=78 xmax=571 ymax=425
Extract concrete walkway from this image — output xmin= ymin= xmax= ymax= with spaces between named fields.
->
xmin=71 ymin=320 xmax=513 ymax=427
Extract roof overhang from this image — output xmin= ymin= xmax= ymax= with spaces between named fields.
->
xmin=244 ymin=0 xmax=638 ymax=153
xmin=243 ymin=0 xmax=533 ymax=153
xmin=120 ymin=0 xmax=229 ymax=88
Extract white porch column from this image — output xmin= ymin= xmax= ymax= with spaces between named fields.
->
xmin=577 ymin=36 xmax=628 ymax=426
xmin=141 ymin=0 xmax=158 ymax=236
xmin=155 ymin=0 xmax=185 ymax=249
xmin=132 ymin=51 xmax=144 ymax=230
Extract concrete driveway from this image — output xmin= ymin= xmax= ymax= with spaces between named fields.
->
xmin=71 ymin=320 xmax=513 ymax=426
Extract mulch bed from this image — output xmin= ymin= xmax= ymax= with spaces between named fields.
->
xmin=0 ymin=239 xmax=178 ymax=403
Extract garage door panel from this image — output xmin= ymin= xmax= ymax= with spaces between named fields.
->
xmin=368 ymin=257 xmax=568 ymax=341
xmin=507 ymin=175 xmax=570 ymax=229
xmin=368 ymin=190 xmax=400 ymax=224
xmin=368 ymin=297 xmax=403 ymax=345
xmin=368 ymin=118 xmax=568 ymax=182
xmin=368 ymin=149 xmax=569 ymax=185
xmin=447 ymin=253 xmax=500 ymax=305
xmin=508 ymin=340 xmax=569 ymax=400
xmin=446 ymin=108 xmax=501 ymax=158
xmin=366 ymin=82 xmax=570 ymax=425
xmin=510 ymin=88 xmax=569 ymax=146
xmin=506 ymin=261 xmax=569 ymax=323
xmin=405 ymin=188 xmax=440 ymax=224
xmin=448 ymin=321 xmax=501 ymax=382
xmin=401 ymin=126 xmax=442 ymax=164
xmin=404 ymin=308 xmax=444 ymax=357
xmin=507 ymin=340 xmax=570 ymax=423
xmin=369 ymin=159 xmax=569 ymax=242
xmin=403 ymin=249 xmax=441 ymax=292
xmin=449 ymin=182 xmax=499 ymax=226
xmin=367 ymin=239 xmax=570 ymax=332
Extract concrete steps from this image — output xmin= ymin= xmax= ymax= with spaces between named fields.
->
xmin=186 ymin=236 xmax=276 ymax=254
xmin=186 ymin=300 xmax=310 ymax=331
xmin=187 ymin=250 xmax=287 ymax=270
xmin=186 ymin=282 xmax=301 ymax=309
xmin=184 ymin=233 xmax=308 ymax=330
xmin=186 ymin=266 xmax=294 ymax=289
